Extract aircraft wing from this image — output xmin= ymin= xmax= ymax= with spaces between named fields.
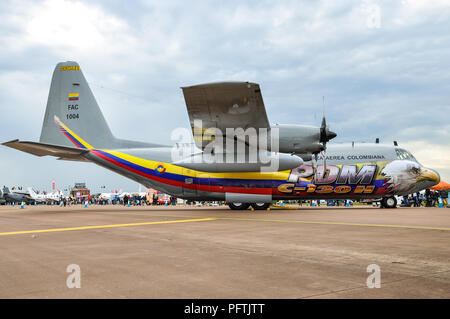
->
xmin=2 ymin=140 xmax=90 ymax=162
xmin=181 ymin=82 xmax=270 ymax=149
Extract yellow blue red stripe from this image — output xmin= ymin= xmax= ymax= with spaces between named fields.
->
xmin=54 ymin=116 xmax=93 ymax=149
xmin=90 ymin=149 xmax=284 ymax=194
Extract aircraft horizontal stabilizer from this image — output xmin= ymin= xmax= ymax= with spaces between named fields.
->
xmin=2 ymin=140 xmax=89 ymax=162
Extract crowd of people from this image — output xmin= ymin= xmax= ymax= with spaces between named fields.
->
xmin=401 ymin=189 xmax=448 ymax=207
xmin=94 ymin=194 xmax=178 ymax=206
xmin=3 ymin=188 xmax=449 ymax=209
xmin=294 ymin=188 xmax=449 ymax=208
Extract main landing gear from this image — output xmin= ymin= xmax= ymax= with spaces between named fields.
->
xmin=227 ymin=203 xmax=270 ymax=210
xmin=380 ymin=196 xmax=397 ymax=208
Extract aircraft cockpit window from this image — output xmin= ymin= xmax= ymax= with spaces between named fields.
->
xmin=408 ymin=152 xmax=418 ymax=163
xmin=395 ymin=148 xmax=419 ymax=163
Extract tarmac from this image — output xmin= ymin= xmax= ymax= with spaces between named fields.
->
xmin=0 ymin=204 xmax=449 ymax=298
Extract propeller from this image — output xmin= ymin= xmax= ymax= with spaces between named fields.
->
xmin=313 ymin=97 xmax=337 ymax=180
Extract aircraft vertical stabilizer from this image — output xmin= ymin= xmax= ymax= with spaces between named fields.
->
xmin=39 ymin=61 xmax=164 ymax=149
xmin=40 ymin=61 xmax=116 ymax=148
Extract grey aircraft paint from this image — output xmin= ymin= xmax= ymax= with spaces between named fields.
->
xmin=2 ymin=61 xmax=440 ymax=208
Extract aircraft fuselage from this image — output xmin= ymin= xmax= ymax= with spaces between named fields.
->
xmin=82 ymin=143 xmax=440 ymax=203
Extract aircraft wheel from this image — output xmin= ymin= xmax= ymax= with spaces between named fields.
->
xmin=227 ymin=203 xmax=250 ymax=210
xmin=251 ymin=203 xmax=270 ymax=210
xmin=382 ymin=196 xmax=397 ymax=208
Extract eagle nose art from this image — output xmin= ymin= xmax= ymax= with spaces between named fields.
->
xmin=419 ymin=167 xmax=440 ymax=185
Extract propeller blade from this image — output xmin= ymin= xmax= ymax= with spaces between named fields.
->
xmin=313 ymin=153 xmax=318 ymax=183
xmin=321 ymin=101 xmax=328 ymax=172
xmin=319 ymin=98 xmax=336 ymax=144
xmin=313 ymin=97 xmax=335 ymax=180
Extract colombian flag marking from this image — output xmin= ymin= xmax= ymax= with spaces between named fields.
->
xmin=68 ymin=93 xmax=79 ymax=101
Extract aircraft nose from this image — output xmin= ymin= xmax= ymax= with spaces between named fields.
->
xmin=419 ymin=167 xmax=440 ymax=185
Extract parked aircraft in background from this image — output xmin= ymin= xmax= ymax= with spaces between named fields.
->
xmin=99 ymin=190 xmax=122 ymax=201
xmin=27 ymin=188 xmax=47 ymax=202
xmin=28 ymin=188 xmax=65 ymax=203
xmin=0 ymin=188 xmax=5 ymax=204
xmin=1 ymin=187 xmax=31 ymax=203
xmin=3 ymin=62 xmax=440 ymax=210
xmin=114 ymin=192 xmax=146 ymax=200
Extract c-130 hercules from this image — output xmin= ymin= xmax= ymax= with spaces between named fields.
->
xmin=3 ymin=62 xmax=440 ymax=210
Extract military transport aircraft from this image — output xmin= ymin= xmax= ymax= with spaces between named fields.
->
xmin=2 ymin=62 xmax=440 ymax=210
xmin=1 ymin=187 xmax=31 ymax=204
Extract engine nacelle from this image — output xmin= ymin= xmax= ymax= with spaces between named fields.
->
xmin=270 ymin=124 xmax=323 ymax=154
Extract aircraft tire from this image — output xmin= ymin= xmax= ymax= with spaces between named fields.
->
xmin=382 ymin=196 xmax=397 ymax=208
xmin=251 ymin=203 xmax=270 ymax=210
xmin=227 ymin=203 xmax=250 ymax=210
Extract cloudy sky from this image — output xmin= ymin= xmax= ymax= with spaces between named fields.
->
xmin=0 ymin=0 xmax=449 ymax=193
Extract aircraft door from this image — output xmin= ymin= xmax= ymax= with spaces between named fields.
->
xmin=182 ymin=168 xmax=198 ymax=198
xmin=195 ymin=171 xmax=213 ymax=197
xmin=205 ymin=172 xmax=223 ymax=195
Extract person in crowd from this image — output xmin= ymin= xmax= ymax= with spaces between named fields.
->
xmin=432 ymin=191 xmax=439 ymax=207
xmin=402 ymin=195 xmax=410 ymax=207
xmin=413 ymin=193 xmax=420 ymax=207
xmin=425 ymin=189 xmax=432 ymax=207
xmin=419 ymin=193 xmax=424 ymax=206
